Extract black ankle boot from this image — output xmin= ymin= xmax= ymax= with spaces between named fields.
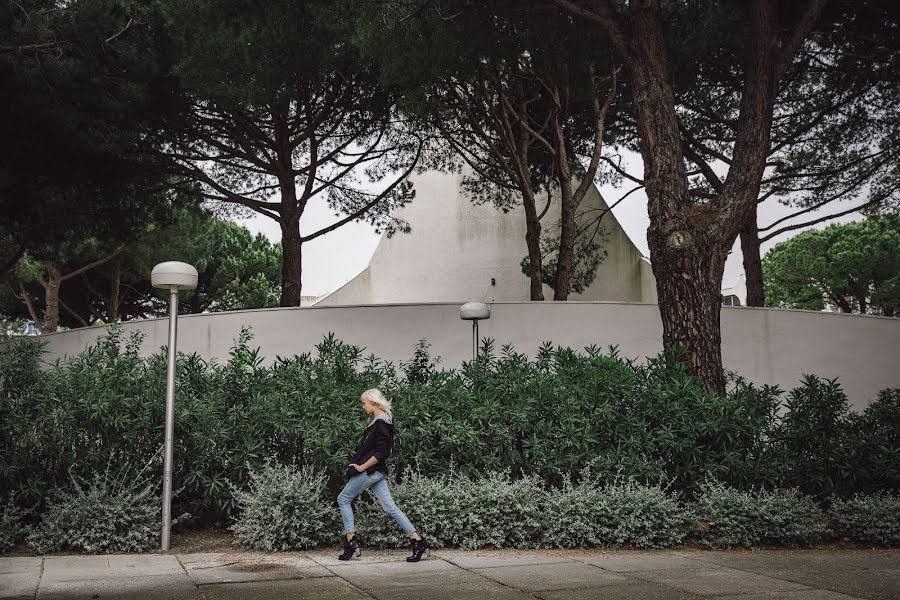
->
xmin=406 ymin=537 xmax=430 ymax=562
xmin=338 ymin=537 xmax=361 ymax=561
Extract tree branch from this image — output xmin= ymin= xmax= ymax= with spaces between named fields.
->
xmin=17 ymin=278 xmax=41 ymax=324
xmin=542 ymin=0 xmax=630 ymax=55
xmin=59 ymin=296 xmax=89 ymax=328
xmin=61 ymin=249 xmax=123 ymax=282
xmin=760 ymin=192 xmax=894 ymax=242
xmin=300 ymin=139 xmax=425 ymax=243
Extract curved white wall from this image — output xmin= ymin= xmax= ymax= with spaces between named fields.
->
xmin=21 ymin=303 xmax=899 ymax=410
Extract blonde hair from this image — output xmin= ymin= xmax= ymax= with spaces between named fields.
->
xmin=360 ymin=388 xmax=392 ymax=414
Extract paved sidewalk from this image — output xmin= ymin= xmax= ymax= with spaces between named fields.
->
xmin=1 ymin=548 xmax=898 ymax=600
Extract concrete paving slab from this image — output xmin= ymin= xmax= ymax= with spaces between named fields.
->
xmin=329 ymin=558 xmax=502 ymax=597
xmin=437 ymin=549 xmax=573 ymax=569
xmin=178 ymin=552 xmax=316 ymax=567
xmin=327 ymin=557 xmax=465 ymax=585
xmin=630 ymin=566 xmax=810 ymax=596
xmin=0 ymin=571 xmax=40 ymax=599
xmin=710 ymin=590 xmax=860 ymax=599
xmin=41 ymin=554 xmax=182 ymax=582
xmin=0 ymin=558 xmax=42 ymax=575
xmin=305 ymin=549 xmax=411 ymax=567
xmin=759 ymin=567 xmax=900 ymax=600
xmin=536 ymin=581 xmax=702 ymax=600
xmin=9 ymin=548 xmax=900 ymax=600
xmin=580 ymin=552 xmax=712 ymax=572
xmin=180 ymin=553 xmax=330 ymax=584
xmin=474 ymin=561 xmax=628 ymax=592
xmin=366 ymin=580 xmax=532 ymax=600
xmin=201 ymin=577 xmax=368 ymax=600
xmin=698 ymin=550 xmax=900 ymax=574
xmin=36 ymin=574 xmax=198 ymax=600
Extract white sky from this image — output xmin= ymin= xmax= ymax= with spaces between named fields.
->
xmin=238 ymin=150 xmax=867 ymax=297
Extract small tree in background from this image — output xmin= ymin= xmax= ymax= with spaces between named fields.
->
xmin=2 ymin=208 xmax=283 ymax=330
xmin=763 ymin=215 xmax=900 ymax=316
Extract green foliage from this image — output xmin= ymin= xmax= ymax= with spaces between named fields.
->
xmin=773 ymin=375 xmax=859 ymax=498
xmin=521 ymin=224 xmax=610 ymax=294
xmin=848 ymin=389 xmax=900 ymax=493
xmin=0 ymin=501 xmax=28 ymax=553
xmin=152 ymin=211 xmax=283 ymax=314
xmin=690 ymin=482 xmax=826 ymax=548
xmin=1 ymin=328 xmax=897 ymax=531
xmin=230 ymin=460 xmax=335 ymax=550
xmin=2 ymin=207 xmax=282 ymax=329
xmin=0 ymin=0 xmax=179 ymax=282
xmin=763 ymin=216 xmax=900 ymax=316
xmin=829 ymin=493 xmax=900 ymax=546
xmin=26 ymin=468 xmax=174 ymax=555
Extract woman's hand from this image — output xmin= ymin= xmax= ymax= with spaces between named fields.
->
xmin=349 ymin=463 xmax=364 ymax=473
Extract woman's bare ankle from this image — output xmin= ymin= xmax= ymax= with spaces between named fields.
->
xmin=409 ymin=532 xmax=421 ymax=541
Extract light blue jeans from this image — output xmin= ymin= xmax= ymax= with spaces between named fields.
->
xmin=337 ymin=471 xmax=416 ymax=536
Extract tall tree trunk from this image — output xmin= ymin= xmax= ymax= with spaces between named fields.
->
xmin=280 ymin=218 xmax=302 ymax=307
xmin=741 ymin=213 xmax=765 ymax=306
xmin=548 ymin=0 xmax=823 ymax=395
xmin=273 ymin=103 xmax=304 ymax=308
xmin=522 ymin=189 xmax=545 ymax=301
xmin=833 ymin=296 xmax=852 ymax=313
xmin=40 ymin=267 xmax=62 ymax=334
xmin=190 ymin=290 xmax=202 ymax=314
xmin=652 ymin=240 xmax=729 ymax=395
xmin=627 ymin=3 xmax=729 ymax=394
xmin=553 ymin=126 xmax=577 ymax=301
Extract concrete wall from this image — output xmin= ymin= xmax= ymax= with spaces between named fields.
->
xmin=23 ymin=302 xmax=900 ymax=410
xmin=316 ymin=169 xmax=655 ymax=305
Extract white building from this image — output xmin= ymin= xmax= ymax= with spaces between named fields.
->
xmin=722 ymin=274 xmax=747 ymax=307
xmin=316 ymin=169 xmax=658 ymax=305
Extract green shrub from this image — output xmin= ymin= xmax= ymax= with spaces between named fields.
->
xmin=829 ymin=493 xmax=900 ymax=546
xmin=2 ymin=327 xmax=896 ymax=526
xmin=27 ymin=471 xmax=171 ymax=554
xmin=543 ymin=478 xmax=687 ymax=548
xmin=230 ymin=460 xmax=335 ymax=550
xmin=690 ymin=481 xmax=825 ymax=548
xmin=356 ymin=470 xmax=545 ymax=549
xmin=847 ymin=389 xmax=900 ymax=494
xmin=773 ymin=375 xmax=858 ymax=498
xmin=0 ymin=501 xmax=27 ymax=553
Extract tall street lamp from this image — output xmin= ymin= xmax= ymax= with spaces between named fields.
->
xmin=150 ymin=261 xmax=198 ymax=551
xmin=459 ymin=302 xmax=491 ymax=360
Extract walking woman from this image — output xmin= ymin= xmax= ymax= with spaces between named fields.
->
xmin=336 ymin=388 xmax=430 ymax=562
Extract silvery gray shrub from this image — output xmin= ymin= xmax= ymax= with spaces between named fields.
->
xmin=829 ymin=493 xmax=900 ymax=545
xmin=543 ymin=478 xmax=688 ymax=548
xmin=230 ymin=460 xmax=336 ymax=550
xmin=27 ymin=475 xmax=167 ymax=554
xmin=0 ymin=502 xmax=27 ymax=552
xmin=690 ymin=481 xmax=826 ymax=548
xmin=354 ymin=470 xmax=545 ymax=549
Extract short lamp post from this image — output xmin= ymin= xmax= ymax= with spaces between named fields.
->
xmin=459 ymin=302 xmax=491 ymax=360
xmin=150 ymin=261 xmax=198 ymax=552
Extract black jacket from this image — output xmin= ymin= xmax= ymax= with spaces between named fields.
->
xmin=347 ymin=418 xmax=394 ymax=479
